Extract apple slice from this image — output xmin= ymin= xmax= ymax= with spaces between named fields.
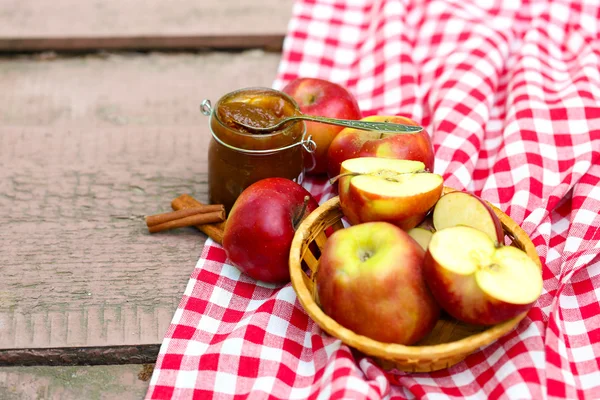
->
xmin=407 ymin=227 xmax=434 ymax=250
xmin=423 ymin=226 xmax=542 ymax=325
xmin=432 ymin=191 xmax=504 ymax=244
xmin=338 ymin=157 xmax=444 ymax=230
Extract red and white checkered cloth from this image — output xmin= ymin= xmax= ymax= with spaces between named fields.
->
xmin=147 ymin=0 xmax=600 ymax=398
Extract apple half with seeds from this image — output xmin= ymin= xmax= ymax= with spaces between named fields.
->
xmin=432 ymin=191 xmax=504 ymax=244
xmin=337 ymin=157 xmax=444 ymax=230
xmin=423 ymin=226 xmax=542 ymax=325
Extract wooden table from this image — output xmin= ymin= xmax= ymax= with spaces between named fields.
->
xmin=0 ymin=1 xmax=292 ymax=397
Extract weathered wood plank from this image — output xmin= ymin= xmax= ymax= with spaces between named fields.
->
xmin=0 ymin=364 xmax=150 ymax=399
xmin=0 ymin=51 xmax=281 ymax=357
xmin=0 ymin=127 xmax=210 ymax=351
xmin=0 ymin=346 xmax=160 ymax=366
xmin=0 ymin=35 xmax=287 ymax=53
xmin=0 ymin=0 xmax=293 ymax=52
xmin=0 ymin=51 xmax=281 ymax=127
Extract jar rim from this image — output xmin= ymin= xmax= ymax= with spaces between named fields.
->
xmin=208 ymin=119 xmax=314 ymax=155
xmin=212 ymin=86 xmax=303 ymax=138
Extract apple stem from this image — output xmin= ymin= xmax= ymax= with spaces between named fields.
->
xmin=328 ymin=172 xmax=360 ymax=185
xmin=359 ymin=249 xmax=374 ymax=262
xmin=293 ymin=195 xmax=311 ymax=229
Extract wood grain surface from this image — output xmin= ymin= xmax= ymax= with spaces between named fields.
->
xmin=0 ymin=0 xmax=293 ymax=51
xmin=0 ymin=51 xmax=281 ymax=358
xmin=0 ymin=364 xmax=151 ymax=399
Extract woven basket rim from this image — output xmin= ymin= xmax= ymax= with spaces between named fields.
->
xmin=289 ymin=187 xmax=542 ymax=362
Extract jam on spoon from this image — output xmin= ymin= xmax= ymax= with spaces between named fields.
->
xmin=217 ymin=96 xmax=290 ymax=134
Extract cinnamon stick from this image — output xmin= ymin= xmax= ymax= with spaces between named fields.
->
xmin=146 ymin=204 xmax=225 ymax=227
xmin=171 ymin=194 xmax=226 ymax=244
xmin=147 ymin=210 xmax=225 ymax=233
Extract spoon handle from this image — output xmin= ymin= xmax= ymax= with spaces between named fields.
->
xmin=296 ymin=115 xmax=424 ymax=133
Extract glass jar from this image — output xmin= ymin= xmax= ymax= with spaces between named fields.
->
xmin=202 ymin=87 xmax=315 ymax=212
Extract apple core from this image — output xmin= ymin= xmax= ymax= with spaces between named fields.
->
xmin=475 ymin=247 xmax=543 ymax=304
xmin=351 ymin=173 xmax=443 ymax=197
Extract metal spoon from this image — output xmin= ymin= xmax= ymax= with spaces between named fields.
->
xmin=234 ymin=113 xmax=424 ymax=134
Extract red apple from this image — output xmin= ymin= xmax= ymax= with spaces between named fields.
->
xmin=316 ymin=222 xmax=440 ymax=345
xmin=282 ymin=78 xmax=362 ymax=176
xmin=222 ymin=178 xmax=319 ymax=283
xmin=423 ymin=226 xmax=542 ymax=325
xmin=327 ymin=115 xmax=434 ymax=181
xmin=337 ymin=157 xmax=443 ymax=230
xmin=432 ymin=191 xmax=504 ymax=244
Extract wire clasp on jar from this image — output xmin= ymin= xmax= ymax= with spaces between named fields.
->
xmin=200 ymin=99 xmax=213 ymax=117
xmin=200 ymin=99 xmax=317 ymax=155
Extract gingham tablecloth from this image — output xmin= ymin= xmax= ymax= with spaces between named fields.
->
xmin=147 ymin=0 xmax=600 ymax=398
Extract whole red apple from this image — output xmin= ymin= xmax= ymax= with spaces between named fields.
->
xmin=222 ymin=178 xmax=319 ymax=283
xmin=316 ymin=221 xmax=440 ymax=345
xmin=282 ymin=78 xmax=362 ymax=175
xmin=327 ymin=115 xmax=435 ymax=181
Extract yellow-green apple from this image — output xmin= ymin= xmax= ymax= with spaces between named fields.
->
xmin=327 ymin=115 xmax=434 ymax=181
xmin=407 ymin=228 xmax=434 ymax=251
xmin=316 ymin=222 xmax=440 ymax=344
xmin=432 ymin=191 xmax=504 ymax=245
xmin=423 ymin=226 xmax=542 ymax=325
xmin=337 ymin=157 xmax=443 ymax=230
xmin=222 ymin=177 xmax=318 ymax=283
xmin=282 ymin=78 xmax=362 ymax=175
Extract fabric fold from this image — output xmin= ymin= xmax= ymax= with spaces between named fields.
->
xmin=148 ymin=1 xmax=600 ymax=398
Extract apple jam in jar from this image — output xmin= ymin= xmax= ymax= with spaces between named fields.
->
xmin=202 ymin=87 xmax=315 ymax=212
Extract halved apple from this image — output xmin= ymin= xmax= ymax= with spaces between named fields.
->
xmin=337 ymin=157 xmax=444 ymax=230
xmin=423 ymin=226 xmax=542 ymax=325
xmin=432 ymin=191 xmax=504 ymax=244
xmin=407 ymin=227 xmax=434 ymax=251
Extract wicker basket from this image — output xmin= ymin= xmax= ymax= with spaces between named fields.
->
xmin=289 ymin=187 xmax=542 ymax=373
